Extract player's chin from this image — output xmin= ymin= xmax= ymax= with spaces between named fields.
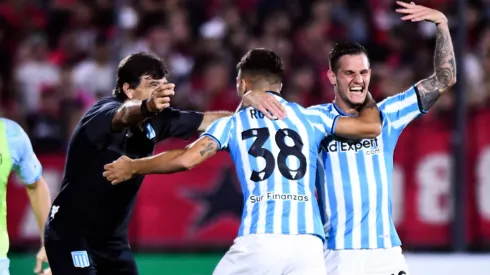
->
xmin=348 ymin=92 xmax=366 ymax=105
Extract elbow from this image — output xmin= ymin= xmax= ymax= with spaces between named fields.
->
xmin=449 ymin=77 xmax=457 ymax=88
xmin=176 ymin=157 xmax=198 ymax=171
xmin=365 ymin=123 xmax=382 ymax=139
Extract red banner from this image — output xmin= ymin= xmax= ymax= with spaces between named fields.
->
xmin=6 ymin=109 xmax=490 ymax=249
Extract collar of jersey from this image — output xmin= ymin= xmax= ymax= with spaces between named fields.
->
xmin=265 ymin=91 xmax=288 ymax=105
xmin=332 ymin=102 xmax=357 ymax=117
xmin=266 ymin=91 xmax=281 ymax=97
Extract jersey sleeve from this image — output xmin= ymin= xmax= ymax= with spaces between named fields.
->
xmin=377 ymin=86 xmax=425 ymax=133
xmin=3 ymin=119 xmax=42 ymax=185
xmin=153 ymin=107 xmax=204 ymax=141
xmin=82 ymin=99 xmax=121 ymax=147
xmin=304 ymin=105 xmax=340 ymax=137
xmin=201 ymin=116 xmax=234 ymax=150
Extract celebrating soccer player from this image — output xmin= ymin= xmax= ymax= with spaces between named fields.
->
xmin=0 ymin=118 xmax=52 ymax=275
xmin=241 ymin=2 xmax=456 ymax=275
xmin=103 ymin=48 xmax=383 ymax=275
xmin=43 ymin=52 xmax=285 ymax=275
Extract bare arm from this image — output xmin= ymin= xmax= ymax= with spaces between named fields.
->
xmin=25 ymin=177 xmax=51 ymax=243
xmin=103 ymin=136 xmax=219 ymax=184
xmin=415 ymin=23 xmax=456 ymax=111
xmin=111 ymin=83 xmax=175 ymax=132
xmin=198 ymin=112 xmax=233 ymax=131
xmin=396 ymin=1 xmax=457 ymax=112
xmin=334 ymin=94 xmax=382 ymax=139
xmin=111 ymin=100 xmax=149 ymax=132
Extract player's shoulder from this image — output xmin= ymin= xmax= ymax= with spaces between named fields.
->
xmin=1 ymin=118 xmax=28 ymax=138
xmin=307 ymin=103 xmax=334 ymax=112
xmin=85 ymin=96 xmax=122 ymax=115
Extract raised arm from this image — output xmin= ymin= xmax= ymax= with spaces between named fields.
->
xmin=396 ymin=1 xmax=457 ymax=111
xmin=334 ymin=93 xmax=382 ymax=139
xmin=103 ymin=136 xmax=219 ymax=184
xmin=111 ymin=83 xmax=175 ymax=132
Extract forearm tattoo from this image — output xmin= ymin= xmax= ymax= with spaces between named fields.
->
xmin=417 ymin=25 xmax=457 ymax=111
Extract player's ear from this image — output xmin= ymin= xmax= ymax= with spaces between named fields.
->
xmin=241 ymin=79 xmax=249 ymax=94
xmin=327 ymin=70 xmax=337 ymax=86
xmin=122 ymin=83 xmax=134 ymax=100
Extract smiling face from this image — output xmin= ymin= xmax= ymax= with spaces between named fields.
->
xmin=328 ymin=53 xmax=371 ymax=107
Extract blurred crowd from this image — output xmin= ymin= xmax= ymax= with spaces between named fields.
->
xmin=0 ymin=0 xmax=489 ymax=152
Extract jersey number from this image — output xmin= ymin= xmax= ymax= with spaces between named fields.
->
xmin=241 ymin=128 xmax=307 ymax=182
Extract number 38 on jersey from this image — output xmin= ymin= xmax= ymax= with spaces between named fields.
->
xmin=241 ymin=127 xmax=307 ymax=182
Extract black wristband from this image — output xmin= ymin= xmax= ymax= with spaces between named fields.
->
xmin=140 ymin=98 xmax=154 ymax=117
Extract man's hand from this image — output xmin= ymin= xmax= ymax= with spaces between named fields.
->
xmin=396 ymin=1 xmax=447 ymax=25
xmin=103 ymin=156 xmax=135 ymax=185
xmin=146 ymin=83 xmax=175 ymax=112
xmin=242 ymin=91 xmax=287 ymax=120
xmin=34 ymin=246 xmax=51 ymax=275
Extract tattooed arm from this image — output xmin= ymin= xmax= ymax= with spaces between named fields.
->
xmin=396 ymin=2 xmax=457 ymax=112
xmin=103 ymin=137 xmax=219 ymax=183
xmin=416 ymin=23 xmax=457 ymax=111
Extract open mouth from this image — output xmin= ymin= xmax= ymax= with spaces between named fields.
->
xmin=349 ymin=86 xmax=364 ymax=93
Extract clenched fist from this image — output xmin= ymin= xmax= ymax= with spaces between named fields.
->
xmin=146 ymin=83 xmax=175 ymax=112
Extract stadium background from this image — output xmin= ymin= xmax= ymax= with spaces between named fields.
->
xmin=1 ymin=0 xmax=490 ymax=274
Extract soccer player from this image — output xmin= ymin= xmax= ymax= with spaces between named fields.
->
xmin=103 ymin=48 xmax=382 ymax=275
xmin=244 ymin=2 xmax=457 ymax=275
xmin=0 ymin=118 xmax=52 ymax=275
xmin=43 ymin=52 xmax=267 ymax=275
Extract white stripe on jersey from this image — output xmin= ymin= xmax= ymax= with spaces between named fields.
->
xmin=391 ymin=110 xmax=421 ymax=129
xmin=376 ymin=136 xmax=392 ymax=248
xmin=262 ymin=117 xmax=283 ymax=234
xmin=330 ymin=150 xmax=346 ymax=248
xmin=382 ymin=92 xmax=418 ymax=114
xmin=287 ymin=105 xmax=313 ymax=234
xmin=363 ymin=150 xmax=378 ymax=248
xmin=235 ymin=116 xmax=254 ymax=236
xmin=347 ymin=150 xmax=362 ymax=248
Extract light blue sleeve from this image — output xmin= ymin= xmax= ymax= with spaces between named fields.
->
xmin=3 ymin=118 xmax=42 ymax=185
xmin=200 ymin=116 xmax=235 ymax=150
xmin=377 ymin=86 xmax=425 ymax=132
xmin=304 ymin=104 xmax=340 ymax=137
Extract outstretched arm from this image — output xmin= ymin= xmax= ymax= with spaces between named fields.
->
xmin=334 ymin=93 xmax=382 ymax=139
xmin=198 ymin=112 xmax=233 ymax=131
xmin=103 ymin=136 xmax=219 ymax=184
xmin=112 ymin=83 xmax=175 ymax=132
xmin=396 ymin=1 xmax=457 ymax=111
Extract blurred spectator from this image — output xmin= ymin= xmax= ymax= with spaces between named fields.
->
xmin=15 ymin=35 xmax=60 ymax=112
xmin=72 ymin=35 xmax=114 ymax=99
xmin=25 ymin=85 xmax=64 ymax=152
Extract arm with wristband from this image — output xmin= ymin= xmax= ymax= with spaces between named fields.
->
xmin=111 ymin=83 xmax=175 ymax=132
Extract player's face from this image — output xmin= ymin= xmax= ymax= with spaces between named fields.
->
xmin=328 ymin=54 xmax=371 ymax=106
xmin=131 ymin=75 xmax=167 ymax=101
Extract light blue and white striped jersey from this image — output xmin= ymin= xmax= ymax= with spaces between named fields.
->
xmin=203 ymin=92 xmax=340 ymax=242
xmin=311 ymin=86 xmax=425 ymax=249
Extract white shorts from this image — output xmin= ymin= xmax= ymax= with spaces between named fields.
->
xmin=213 ymin=234 xmax=326 ymax=275
xmin=324 ymin=246 xmax=409 ymax=275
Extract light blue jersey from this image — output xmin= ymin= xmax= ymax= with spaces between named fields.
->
xmin=203 ymin=92 xmax=339 ymax=241
xmin=311 ymin=86 xmax=425 ymax=249
xmin=2 ymin=118 xmax=42 ymax=185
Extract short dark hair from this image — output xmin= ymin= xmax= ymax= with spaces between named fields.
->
xmin=236 ymin=48 xmax=284 ymax=84
xmin=328 ymin=41 xmax=369 ymax=73
xmin=113 ymin=52 xmax=168 ymax=99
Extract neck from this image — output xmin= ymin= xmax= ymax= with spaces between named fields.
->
xmin=254 ymin=85 xmax=282 ymax=94
xmin=333 ymin=96 xmax=360 ymax=115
